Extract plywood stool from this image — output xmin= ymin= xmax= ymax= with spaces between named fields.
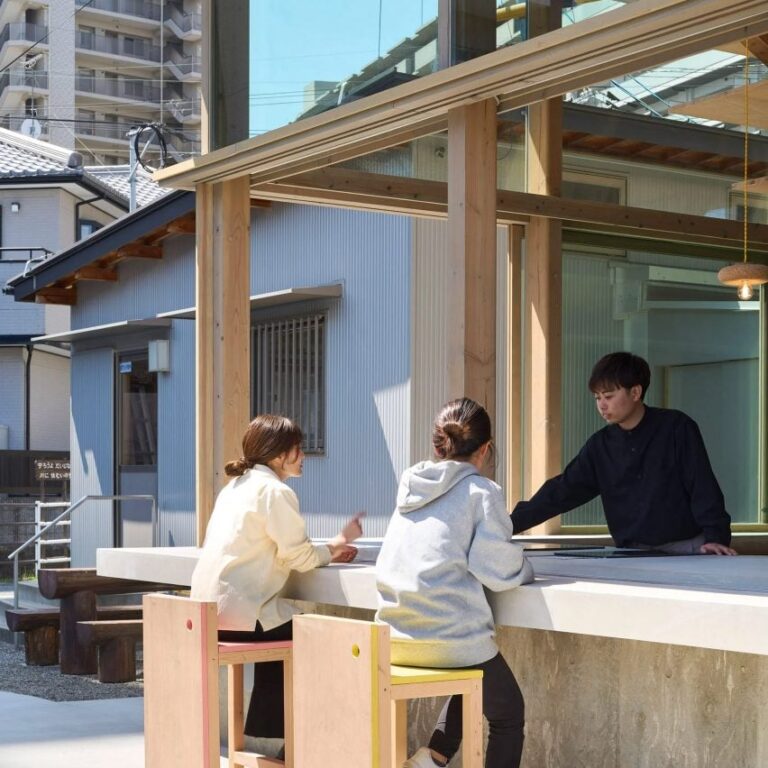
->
xmin=143 ymin=593 xmax=293 ymax=768
xmin=292 ymin=614 xmax=483 ymax=768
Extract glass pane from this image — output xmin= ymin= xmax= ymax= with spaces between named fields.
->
xmin=563 ymin=37 xmax=768 ymax=221
xmin=561 ymin=245 xmax=760 ymax=527
xmin=118 ymin=355 xmax=157 ymax=466
xmin=249 ymin=0 xmax=439 ymax=137
xmin=331 ymin=116 xmax=525 ymax=190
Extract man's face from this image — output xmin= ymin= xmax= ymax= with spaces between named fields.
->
xmin=592 ymin=384 xmax=644 ymax=428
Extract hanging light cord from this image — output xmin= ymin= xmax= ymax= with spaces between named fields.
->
xmin=744 ymin=39 xmax=750 ymax=264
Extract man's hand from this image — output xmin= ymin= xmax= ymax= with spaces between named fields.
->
xmin=339 ymin=511 xmax=365 ymax=544
xmin=699 ymin=542 xmax=737 ymax=555
xmin=328 ymin=543 xmax=358 ymax=563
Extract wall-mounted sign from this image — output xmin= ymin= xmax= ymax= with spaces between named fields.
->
xmin=34 ymin=458 xmax=71 ymax=481
xmin=119 ymin=361 xmax=133 ymax=374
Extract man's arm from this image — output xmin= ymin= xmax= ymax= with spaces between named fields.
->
xmin=511 ymin=443 xmax=600 ymax=534
xmin=677 ymin=416 xmax=734 ymax=551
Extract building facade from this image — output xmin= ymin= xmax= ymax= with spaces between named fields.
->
xmin=0 ymin=0 xmax=201 ymax=164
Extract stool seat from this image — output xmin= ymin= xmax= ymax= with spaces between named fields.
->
xmin=391 ymin=665 xmax=483 ymax=685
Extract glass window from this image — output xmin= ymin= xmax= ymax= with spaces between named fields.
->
xmin=252 ymin=313 xmax=326 ymax=454
xmin=117 ymin=353 xmax=157 ymax=467
xmin=560 ymin=244 xmax=762 ymax=529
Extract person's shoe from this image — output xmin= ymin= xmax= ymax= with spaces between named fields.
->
xmin=403 ymin=746 xmax=446 ymax=768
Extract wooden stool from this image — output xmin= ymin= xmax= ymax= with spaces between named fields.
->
xmin=292 ymin=614 xmax=483 ymax=768
xmin=143 ymin=594 xmax=293 ymax=768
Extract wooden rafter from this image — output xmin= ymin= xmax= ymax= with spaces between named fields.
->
xmin=115 ymin=244 xmax=163 ymax=260
xmin=73 ymin=266 xmax=118 ymax=282
xmin=164 ymin=215 xmax=197 ymax=235
xmin=35 ymin=287 xmax=77 ymax=306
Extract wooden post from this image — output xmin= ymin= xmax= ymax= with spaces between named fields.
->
xmin=524 ymin=1 xmax=563 ymax=532
xmin=59 ymin=591 xmax=97 ymax=675
xmin=196 ymin=178 xmax=251 ymax=544
xmin=506 ymin=224 xmax=524 ymax=506
xmin=447 ymin=99 xmax=498 ymax=452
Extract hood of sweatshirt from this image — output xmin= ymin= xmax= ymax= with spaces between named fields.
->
xmin=396 ymin=460 xmax=480 ymax=513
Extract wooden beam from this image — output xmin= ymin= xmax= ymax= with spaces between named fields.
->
xmin=35 ymin=287 xmax=77 ymax=305
xmin=506 ymin=224 xmax=524 ymax=506
xmin=448 ymin=99 xmax=498 ymax=456
xmin=73 ymin=267 xmax=118 ymax=281
xmin=155 ymin=0 xmax=768 ymax=190
xmin=116 ymin=244 xmax=163 ymax=260
xmin=165 ymin=216 xmax=197 ymax=235
xmin=254 ymin=167 xmax=768 ymax=256
xmin=668 ymin=80 xmax=768 ymax=130
xmin=195 ymin=177 xmax=251 ymax=545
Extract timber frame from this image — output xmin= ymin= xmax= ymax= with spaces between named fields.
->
xmin=151 ymin=0 xmax=768 ymax=539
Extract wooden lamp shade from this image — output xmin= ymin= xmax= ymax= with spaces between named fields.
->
xmin=717 ymin=262 xmax=768 ymax=287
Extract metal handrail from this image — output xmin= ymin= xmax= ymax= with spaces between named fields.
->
xmin=7 ymin=493 xmax=157 ymax=611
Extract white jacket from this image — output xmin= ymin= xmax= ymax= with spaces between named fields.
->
xmin=190 ymin=464 xmax=331 ymax=631
xmin=376 ymin=460 xmax=533 ymax=667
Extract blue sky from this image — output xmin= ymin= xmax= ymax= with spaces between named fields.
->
xmin=248 ymin=1 xmax=439 ymax=135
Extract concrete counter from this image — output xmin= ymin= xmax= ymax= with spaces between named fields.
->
xmin=96 ymin=545 xmax=768 ymax=656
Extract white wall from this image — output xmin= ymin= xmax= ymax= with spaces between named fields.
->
xmin=29 ymin=349 xmax=70 ymax=451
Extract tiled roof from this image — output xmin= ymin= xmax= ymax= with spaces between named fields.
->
xmin=0 ymin=127 xmax=168 ymax=207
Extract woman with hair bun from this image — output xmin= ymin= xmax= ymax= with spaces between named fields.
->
xmin=377 ymin=398 xmax=531 ymax=768
xmin=191 ymin=414 xmax=363 ymax=750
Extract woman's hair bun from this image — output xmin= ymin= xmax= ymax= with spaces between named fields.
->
xmin=432 ymin=398 xmax=492 ymax=461
xmin=224 ymin=457 xmax=251 ymax=477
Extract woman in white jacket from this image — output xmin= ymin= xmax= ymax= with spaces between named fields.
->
xmin=377 ymin=398 xmax=532 ymax=768
xmin=191 ymin=414 xmax=362 ymax=746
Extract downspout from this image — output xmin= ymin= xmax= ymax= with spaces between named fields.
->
xmin=24 ymin=344 xmax=33 ymax=451
xmin=74 ymin=195 xmax=105 ymax=241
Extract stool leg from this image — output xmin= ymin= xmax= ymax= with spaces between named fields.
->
xmin=392 ymin=699 xmax=408 ymax=767
xmin=462 ymin=680 xmax=483 ymax=768
xmin=283 ymin=655 xmax=293 ymax=768
xmin=228 ymin=664 xmax=245 ymax=768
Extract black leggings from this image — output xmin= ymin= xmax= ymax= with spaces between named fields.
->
xmin=218 ymin=619 xmax=293 ymax=739
xmin=428 ymin=653 xmax=525 ymax=768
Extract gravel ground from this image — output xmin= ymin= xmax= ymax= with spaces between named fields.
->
xmin=0 ymin=638 xmax=143 ymax=701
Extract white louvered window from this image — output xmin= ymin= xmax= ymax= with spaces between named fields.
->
xmin=252 ymin=313 xmax=326 ymax=454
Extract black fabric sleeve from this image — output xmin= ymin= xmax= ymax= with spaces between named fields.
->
xmin=677 ymin=416 xmax=732 ymax=545
xmin=511 ymin=441 xmax=600 ymax=534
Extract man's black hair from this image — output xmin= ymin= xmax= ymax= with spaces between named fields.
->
xmin=588 ymin=352 xmax=651 ymax=400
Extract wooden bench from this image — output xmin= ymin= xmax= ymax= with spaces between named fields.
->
xmin=5 ymin=605 xmax=142 ymax=667
xmin=77 ymin=619 xmax=143 ymax=683
xmin=38 ymin=567 xmax=170 ymax=674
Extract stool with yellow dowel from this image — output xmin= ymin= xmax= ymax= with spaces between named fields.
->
xmin=292 ymin=614 xmax=483 ymax=767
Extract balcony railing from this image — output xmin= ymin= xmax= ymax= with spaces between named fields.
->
xmin=75 ymin=120 xmax=131 ymax=141
xmin=0 ymin=69 xmax=48 ymax=95
xmin=165 ymin=6 xmax=201 ymax=35
xmin=76 ymin=31 xmax=161 ymax=62
xmin=165 ymin=95 xmax=201 ymax=123
xmin=76 ymin=74 xmax=160 ymax=104
xmin=163 ymin=45 xmax=200 ymax=77
xmin=75 ymin=0 xmax=161 ymax=22
xmin=0 ymin=22 xmax=47 ymax=50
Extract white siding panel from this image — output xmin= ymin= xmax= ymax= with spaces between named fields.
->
xmin=29 ymin=350 xmax=70 ymax=451
xmin=0 ymin=349 xmax=25 ymax=449
xmin=250 ymin=204 xmax=411 ymax=538
xmin=70 ymin=347 xmax=114 ymax=567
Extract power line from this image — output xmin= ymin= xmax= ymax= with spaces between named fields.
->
xmin=0 ymin=0 xmax=97 ymax=77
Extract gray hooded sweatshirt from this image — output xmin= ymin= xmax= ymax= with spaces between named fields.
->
xmin=376 ymin=460 xmax=533 ymax=668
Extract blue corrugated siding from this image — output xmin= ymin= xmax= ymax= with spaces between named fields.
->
xmin=70 ymin=347 xmax=114 ymax=566
xmin=71 ymin=236 xmax=195 ymax=329
xmin=251 ymin=204 xmax=412 ymax=538
xmin=156 ymin=319 xmax=196 ymax=546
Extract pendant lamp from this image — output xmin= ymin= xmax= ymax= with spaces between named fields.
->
xmin=718 ymin=39 xmax=768 ymax=300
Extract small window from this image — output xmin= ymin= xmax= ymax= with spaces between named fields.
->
xmin=252 ymin=313 xmax=326 ymax=454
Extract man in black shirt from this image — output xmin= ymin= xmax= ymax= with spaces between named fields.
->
xmin=511 ymin=352 xmax=736 ymax=555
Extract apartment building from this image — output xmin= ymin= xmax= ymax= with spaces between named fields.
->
xmin=0 ymin=0 xmax=201 ymax=165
